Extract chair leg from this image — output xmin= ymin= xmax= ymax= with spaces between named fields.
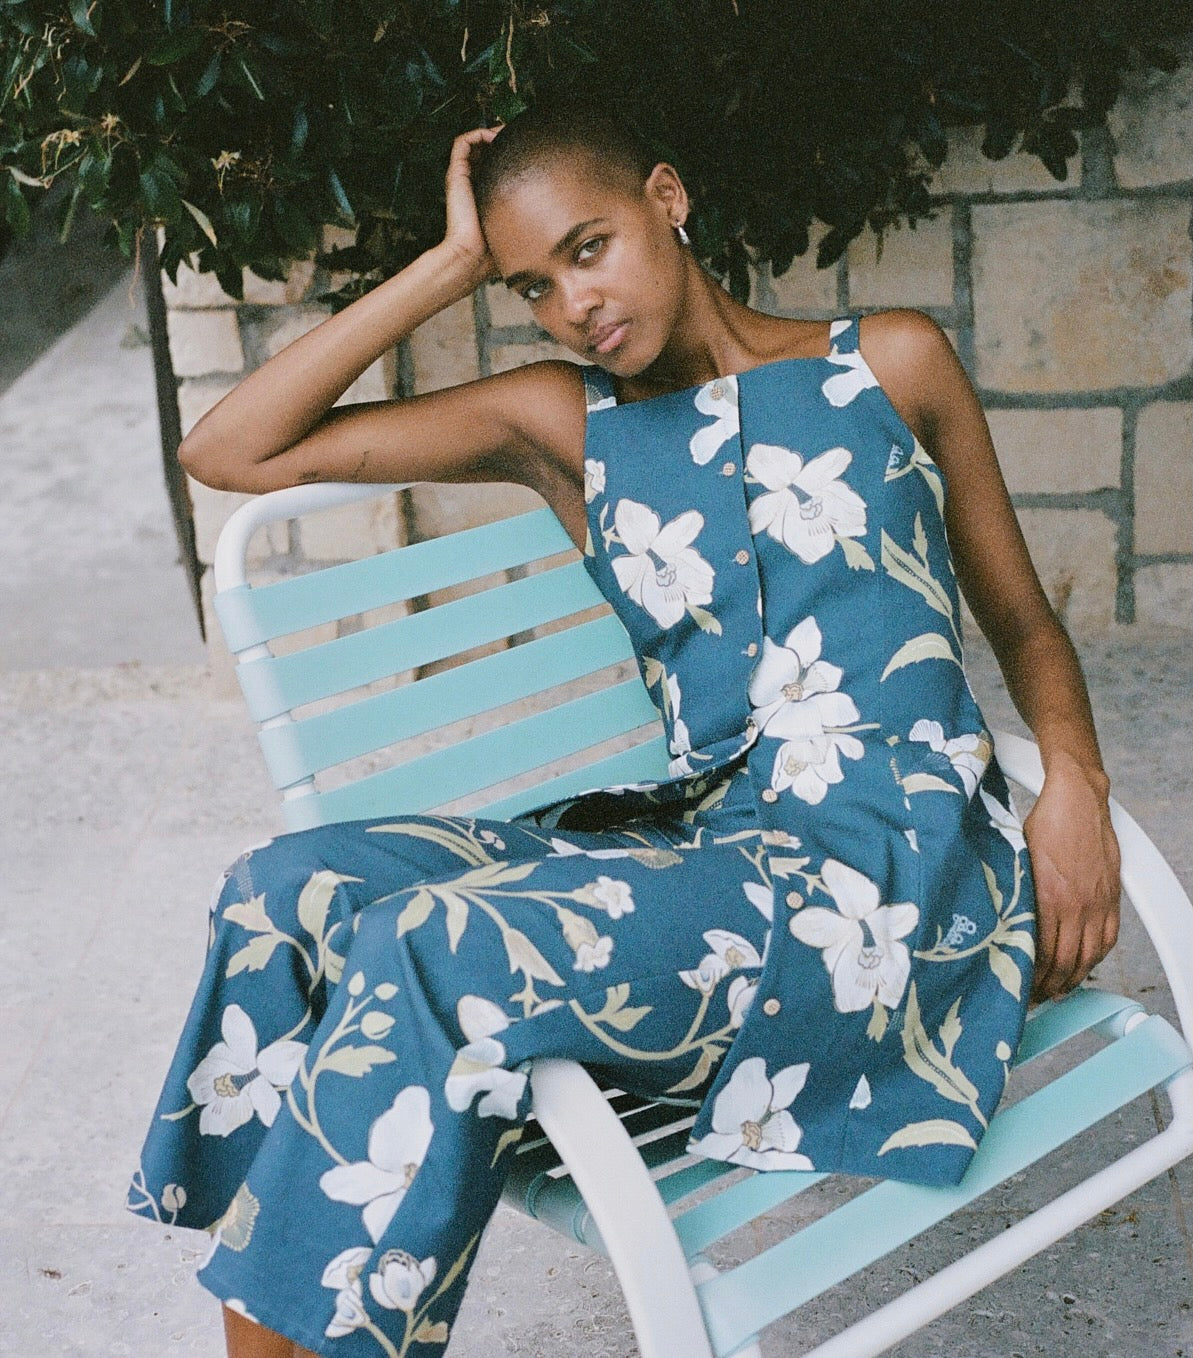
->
xmin=529 ymin=1059 xmax=717 ymax=1358
xmin=689 ymin=1256 xmax=763 ymax=1357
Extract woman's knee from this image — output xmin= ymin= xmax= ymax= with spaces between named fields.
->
xmin=211 ymin=825 xmax=373 ymax=942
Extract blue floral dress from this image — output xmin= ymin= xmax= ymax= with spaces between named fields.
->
xmin=128 ymin=313 xmax=1035 ymax=1356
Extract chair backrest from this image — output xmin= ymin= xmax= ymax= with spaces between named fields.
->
xmin=213 ymin=482 xmax=671 ymax=830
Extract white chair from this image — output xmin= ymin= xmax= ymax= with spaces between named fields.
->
xmin=213 ymin=480 xmax=1193 ymax=1358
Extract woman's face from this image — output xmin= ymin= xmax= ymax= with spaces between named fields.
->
xmin=480 ymin=158 xmax=688 ymax=376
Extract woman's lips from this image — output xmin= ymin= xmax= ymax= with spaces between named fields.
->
xmin=591 ymin=321 xmax=629 ymax=355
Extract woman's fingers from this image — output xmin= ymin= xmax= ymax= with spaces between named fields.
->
xmin=1031 ymin=881 xmax=1120 ymax=1001
xmin=443 ymin=126 xmax=501 ymax=277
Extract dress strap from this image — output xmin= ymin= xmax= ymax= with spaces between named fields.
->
xmin=828 ymin=314 xmax=862 ymax=355
xmin=583 ymin=364 xmax=618 ymax=412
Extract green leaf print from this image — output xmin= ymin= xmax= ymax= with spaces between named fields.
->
xmin=395 ymin=888 xmax=435 ymax=939
xmin=878 ymin=1118 xmax=979 ymax=1155
xmin=222 ymin=893 xmax=273 ymax=933
xmin=226 ymin=932 xmax=286 ymax=976
xmin=667 ymin=1044 xmax=719 ymax=1095
xmin=988 ymin=944 xmax=1024 ymax=1000
xmin=367 ymin=819 xmax=496 ymax=868
xmin=880 ymin=631 xmax=961 ymax=680
xmin=900 ymin=984 xmax=986 ymax=1127
xmin=590 ymin=983 xmax=653 ymax=1033
xmin=687 ymin=603 xmax=723 ymax=635
xmin=885 ymin=439 xmax=946 ymax=520
xmin=414 ymin=1321 xmax=449 ymax=1344
xmin=490 ymin=1125 xmax=524 ymax=1168
xmin=296 ymin=869 xmax=359 ymax=939
xmin=901 ymin=771 xmax=962 ymax=795
xmin=321 ymin=1044 xmax=398 ymax=1078
xmin=837 ymin=535 xmax=876 ymax=571
xmin=881 ymin=525 xmax=953 ymax=621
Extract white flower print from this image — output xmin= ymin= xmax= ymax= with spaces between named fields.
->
xmin=821 ymin=348 xmax=879 ymax=407
xmin=370 ymin=1250 xmax=437 ymax=1312
xmin=909 ymin=719 xmax=991 ymax=798
xmin=679 ymin=929 xmax=764 ymax=993
xmin=574 ymin=935 xmax=614 ymax=971
xmin=742 ymin=880 xmax=775 ymax=922
xmin=322 ymin=1246 xmax=372 ymax=1338
xmin=444 ymin=995 xmax=528 ymax=1120
xmin=689 ymin=375 xmax=740 ymax=465
xmin=591 ymin=876 xmax=636 ymax=918
xmin=747 ymin=618 xmax=865 ymax=803
xmin=546 ymin=839 xmax=633 ymax=860
xmin=981 ymin=786 xmax=1027 ymax=852
xmin=746 ymin=442 xmax=867 ymax=563
xmin=727 ymin=974 xmax=758 ymax=1028
xmin=666 ymin=672 xmax=692 ymax=761
xmin=770 ymin=734 xmax=863 ymax=805
xmin=748 ymin=618 xmax=859 ymax=741
xmin=554 ymin=903 xmax=615 ymax=971
xmin=610 ymin=499 xmax=715 ymax=628
xmin=788 ymin=858 xmax=919 ymax=1013
xmin=583 ymin=458 xmax=606 ymax=502
xmin=689 ymin=1056 xmax=814 ymax=1170
xmin=186 ymin=1004 xmax=306 ymax=1137
xmin=319 ymin=1086 xmax=435 ymax=1243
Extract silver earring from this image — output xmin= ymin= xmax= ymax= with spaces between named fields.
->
xmin=674 ymin=221 xmax=691 ymax=247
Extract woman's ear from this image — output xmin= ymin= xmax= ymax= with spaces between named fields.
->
xmin=644 ymin=162 xmax=690 ymax=228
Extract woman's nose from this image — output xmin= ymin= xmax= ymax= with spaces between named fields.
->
xmin=558 ymin=276 xmax=601 ymax=326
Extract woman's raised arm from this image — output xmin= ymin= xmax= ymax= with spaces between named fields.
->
xmin=177 ymin=128 xmax=581 ymax=495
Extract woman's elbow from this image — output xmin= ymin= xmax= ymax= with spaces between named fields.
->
xmin=177 ymin=433 xmax=252 ymax=493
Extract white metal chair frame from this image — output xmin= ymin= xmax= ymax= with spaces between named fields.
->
xmin=214 ymin=481 xmax=1193 ymax=1358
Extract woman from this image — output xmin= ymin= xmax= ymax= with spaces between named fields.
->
xmin=129 ymin=100 xmax=1121 ymax=1357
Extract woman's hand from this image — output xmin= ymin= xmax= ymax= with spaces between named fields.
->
xmin=442 ymin=126 xmax=502 ymax=289
xmin=1022 ymin=751 xmax=1121 ymax=1002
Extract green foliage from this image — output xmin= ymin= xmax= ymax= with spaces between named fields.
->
xmin=1 ymin=1 xmax=1188 ymax=303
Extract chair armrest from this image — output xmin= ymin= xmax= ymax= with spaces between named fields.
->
xmin=213 ymin=481 xmax=414 ymax=592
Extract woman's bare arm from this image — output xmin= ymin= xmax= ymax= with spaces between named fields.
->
xmin=861 ymin=309 xmax=1121 ymax=1002
xmin=177 ymin=128 xmax=584 ymax=497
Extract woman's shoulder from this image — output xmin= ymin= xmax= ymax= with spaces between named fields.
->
xmin=855 ymin=309 xmax=967 ymax=448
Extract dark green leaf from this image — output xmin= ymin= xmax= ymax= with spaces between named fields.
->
xmin=68 ymin=0 xmax=95 ymax=37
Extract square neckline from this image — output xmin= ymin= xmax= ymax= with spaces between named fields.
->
xmin=590 ymin=316 xmax=859 ymax=410
xmin=580 ymin=314 xmax=933 ymax=496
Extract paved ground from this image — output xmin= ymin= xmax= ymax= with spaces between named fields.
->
xmin=0 ymin=271 xmax=1189 ymax=1356
xmin=0 ymin=271 xmax=204 ymax=670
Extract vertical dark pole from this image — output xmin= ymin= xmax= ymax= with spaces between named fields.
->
xmin=140 ymin=227 xmax=205 ymax=635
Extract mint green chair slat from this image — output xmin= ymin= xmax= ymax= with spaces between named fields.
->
xmin=697 ymin=1015 xmax=1193 ymax=1356
xmin=653 ymin=1157 xmax=742 ymax=1207
xmin=1015 ymin=988 xmax=1144 ymax=1062
xmin=294 ymin=680 xmax=661 ymax=824
xmin=258 ymin=614 xmax=637 ymax=785
xmin=215 ymin=507 xmax=574 ymax=650
xmin=236 ymin=563 xmax=602 ymax=720
xmin=670 ymin=987 xmax=1145 ymax=1259
xmin=477 ymin=739 xmax=671 ymax=821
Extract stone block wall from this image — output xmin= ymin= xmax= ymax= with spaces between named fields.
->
xmin=166 ymin=60 xmax=1192 ymax=670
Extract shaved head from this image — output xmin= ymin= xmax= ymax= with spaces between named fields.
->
xmin=472 ymin=98 xmax=658 ymax=222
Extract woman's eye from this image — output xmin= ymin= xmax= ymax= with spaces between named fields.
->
xmin=523 ymin=281 xmax=548 ymax=302
xmin=577 ymin=237 xmax=604 ymax=261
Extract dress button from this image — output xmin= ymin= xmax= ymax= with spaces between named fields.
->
xmin=761 ymin=788 xmax=778 ymax=803
xmin=734 ymin=549 xmax=750 ymax=565
xmin=762 ymin=998 xmax=781 ymax=1017
xmin=710 ymin=382 xmax=726 ymax=401
xmin=746 ymin=642 xmax=758 ymax=657
xmin=721 ymin=460 xmax=736 ymax=476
